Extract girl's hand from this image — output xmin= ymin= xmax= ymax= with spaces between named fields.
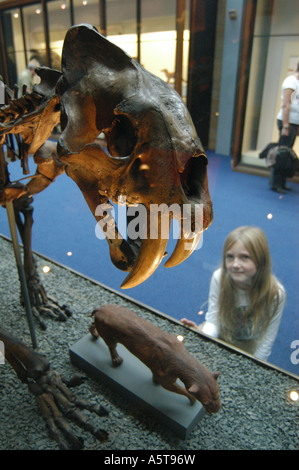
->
xmin=180 ymin=318 xmax=198 ymax=329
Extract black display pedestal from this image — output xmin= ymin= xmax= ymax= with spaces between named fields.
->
xmin=69 ymin=333 xmax=205 ymax=439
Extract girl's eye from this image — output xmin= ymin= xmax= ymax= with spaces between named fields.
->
xmin=242 ymin=255 xmax=250 ymax=260
xmin=226 ymin=254 xmax=233 ymax=260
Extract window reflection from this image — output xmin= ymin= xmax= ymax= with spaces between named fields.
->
xmin=22 ymin=3 xmax=45 ymax=67
xmin=3 ymin=0 xmax=190 ymax=101
xmin=104 ymin=0 xmax=190 ymax=101
xmin=106 ymin=0 xmax=137 ymax=59
xmin=73 ymin=0 xmax=98 ymax=27
xmin=241 ymin=0 xmax=299 ymax=166
xmin=2 ymin=4 xmax=46 ymax=89
xmin=3 ymin=8 xmax=23 ymax=87
xmin=47 ymin=0 xmax=71 ymax=69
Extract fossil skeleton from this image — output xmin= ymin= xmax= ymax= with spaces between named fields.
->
xmin=0 ymin=24 xmax=213 ymax=449
xmin=1 ymin=24 xmax=213 ymax=290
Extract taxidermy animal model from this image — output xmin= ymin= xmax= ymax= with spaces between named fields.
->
xmin=89 ymin=304 xmax=221 ymax=413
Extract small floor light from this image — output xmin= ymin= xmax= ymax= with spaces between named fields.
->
xmin=288 ymin=390 xmax=299 ymax=402
xmin=42 ymin=266 xmax=50 ymax=273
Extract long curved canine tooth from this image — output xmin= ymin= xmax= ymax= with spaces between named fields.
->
xmin=164 ymin=200 xmax=203 ymax=268
xmin=164 ymin=229 xmax=202 ymax=268
xmin=121 ymin=212 xmax=170 ymax=289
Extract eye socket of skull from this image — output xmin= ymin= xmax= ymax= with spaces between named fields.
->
xmin=105 ymin=115 xmax=137 ymax=158
xmin=181 ymin=154 xmax=208 ymax=198
xmin=60 ymin=103 xmax=68 ymax=132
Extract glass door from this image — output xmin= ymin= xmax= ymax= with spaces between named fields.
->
xmin=47 ymin=0 xmax=72 ymax=69
xmin=241 ymin=0 xmax=299 ymax=167
xmin=22 ymin=3 xmax=46 ymax=67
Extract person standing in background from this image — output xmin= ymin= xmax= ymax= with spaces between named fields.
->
xmin=270 ymin=62 xmax=299 ymax=193
xmin=18 ymin=59 xmax=40 ymax=96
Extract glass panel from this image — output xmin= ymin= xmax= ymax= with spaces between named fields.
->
xmin=141 ymin=0 xmax=190 ymax=100
xmin=21 ymin=2 xmax=47 ymax=85
xmin=47 ymin=0 xmax=72 ymax=69
xmin=73 ymin=0 xmax=100 ymax=27
xmin=2 ymin=8 xmax=24 ymax=88
xmin=140 ymin=0 xmax=176 ymax=81
xmin=72 ymin=0 xmax=190 ymax=100
xmin=241 ymin=0 xmax=299 ymax=166
xmin=3 ymin=5 xmax=45 ymax=92
xmin=106 ymin=0 xmax=137 ymax=59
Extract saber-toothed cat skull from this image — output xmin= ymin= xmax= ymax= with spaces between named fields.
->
xmin=0 ymin=24 xmax=213 ymax=289
xmin=57 ymin=24 xmax=213 ymax=288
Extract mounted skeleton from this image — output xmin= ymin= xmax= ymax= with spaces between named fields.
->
xmin=0 ymin=24 xmax=213 ymax=449
xmin=1 ymin=24 xmax=212 ymax=289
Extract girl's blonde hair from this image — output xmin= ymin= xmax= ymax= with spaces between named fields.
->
xmin=218 ymin=226 xmax=282 ymax=349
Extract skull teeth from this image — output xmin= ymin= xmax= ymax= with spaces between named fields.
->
xmin=121 ymin=212 xmax=170 ymax=289
xmin=164 ymin=229 xmax=202 ymax=268
xmin=121 ymin=236 xmax=169 ymax=289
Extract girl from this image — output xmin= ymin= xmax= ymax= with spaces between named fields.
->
xmin=181 ymin=226 xmax=286 ymax=361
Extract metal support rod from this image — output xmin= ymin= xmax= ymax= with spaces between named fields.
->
xmin=136 ymin=0 xmax=141 ymax=64
xmin=6 ymin=200 xmax=38 ymax=348
xmin=175 ymin=0 xmax=186 ymax=96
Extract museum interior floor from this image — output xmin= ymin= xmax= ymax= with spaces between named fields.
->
xmin=0 ymin=150 xmax=298 ymax=376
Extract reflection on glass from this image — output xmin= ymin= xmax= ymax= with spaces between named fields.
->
xmin=241 ymin=0 xmax=299 ymax=166
xmin=105 ymin=0 xmax=190 ymax=100
xmin=47 ymin=0 xmax=71 ymax=69
xmin=3 ymin=8 xmax=24 ymax=86
xmin=22 ymin=3 xmax=45 ymax=66
xmin=73 ymin=0 xmax=99 ymax=27
xmin=140 ymin=30 xmax=190 ymax=98
xmin=106 ymin=0 xmax=137 ymax=58
xmin=140 ymin=0 xmax=176 ymax=79
xmin=140 ymin=0 xmax=190 ymax=100
xmin=3 ymin=4 xmax=46 ymax=89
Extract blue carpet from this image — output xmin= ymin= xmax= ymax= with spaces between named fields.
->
xmin=1 ymin=151 xmax=298 ymax=376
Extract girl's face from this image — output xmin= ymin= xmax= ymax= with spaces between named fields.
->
xmin=225 ymin=240 xmax=257 ymax=289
